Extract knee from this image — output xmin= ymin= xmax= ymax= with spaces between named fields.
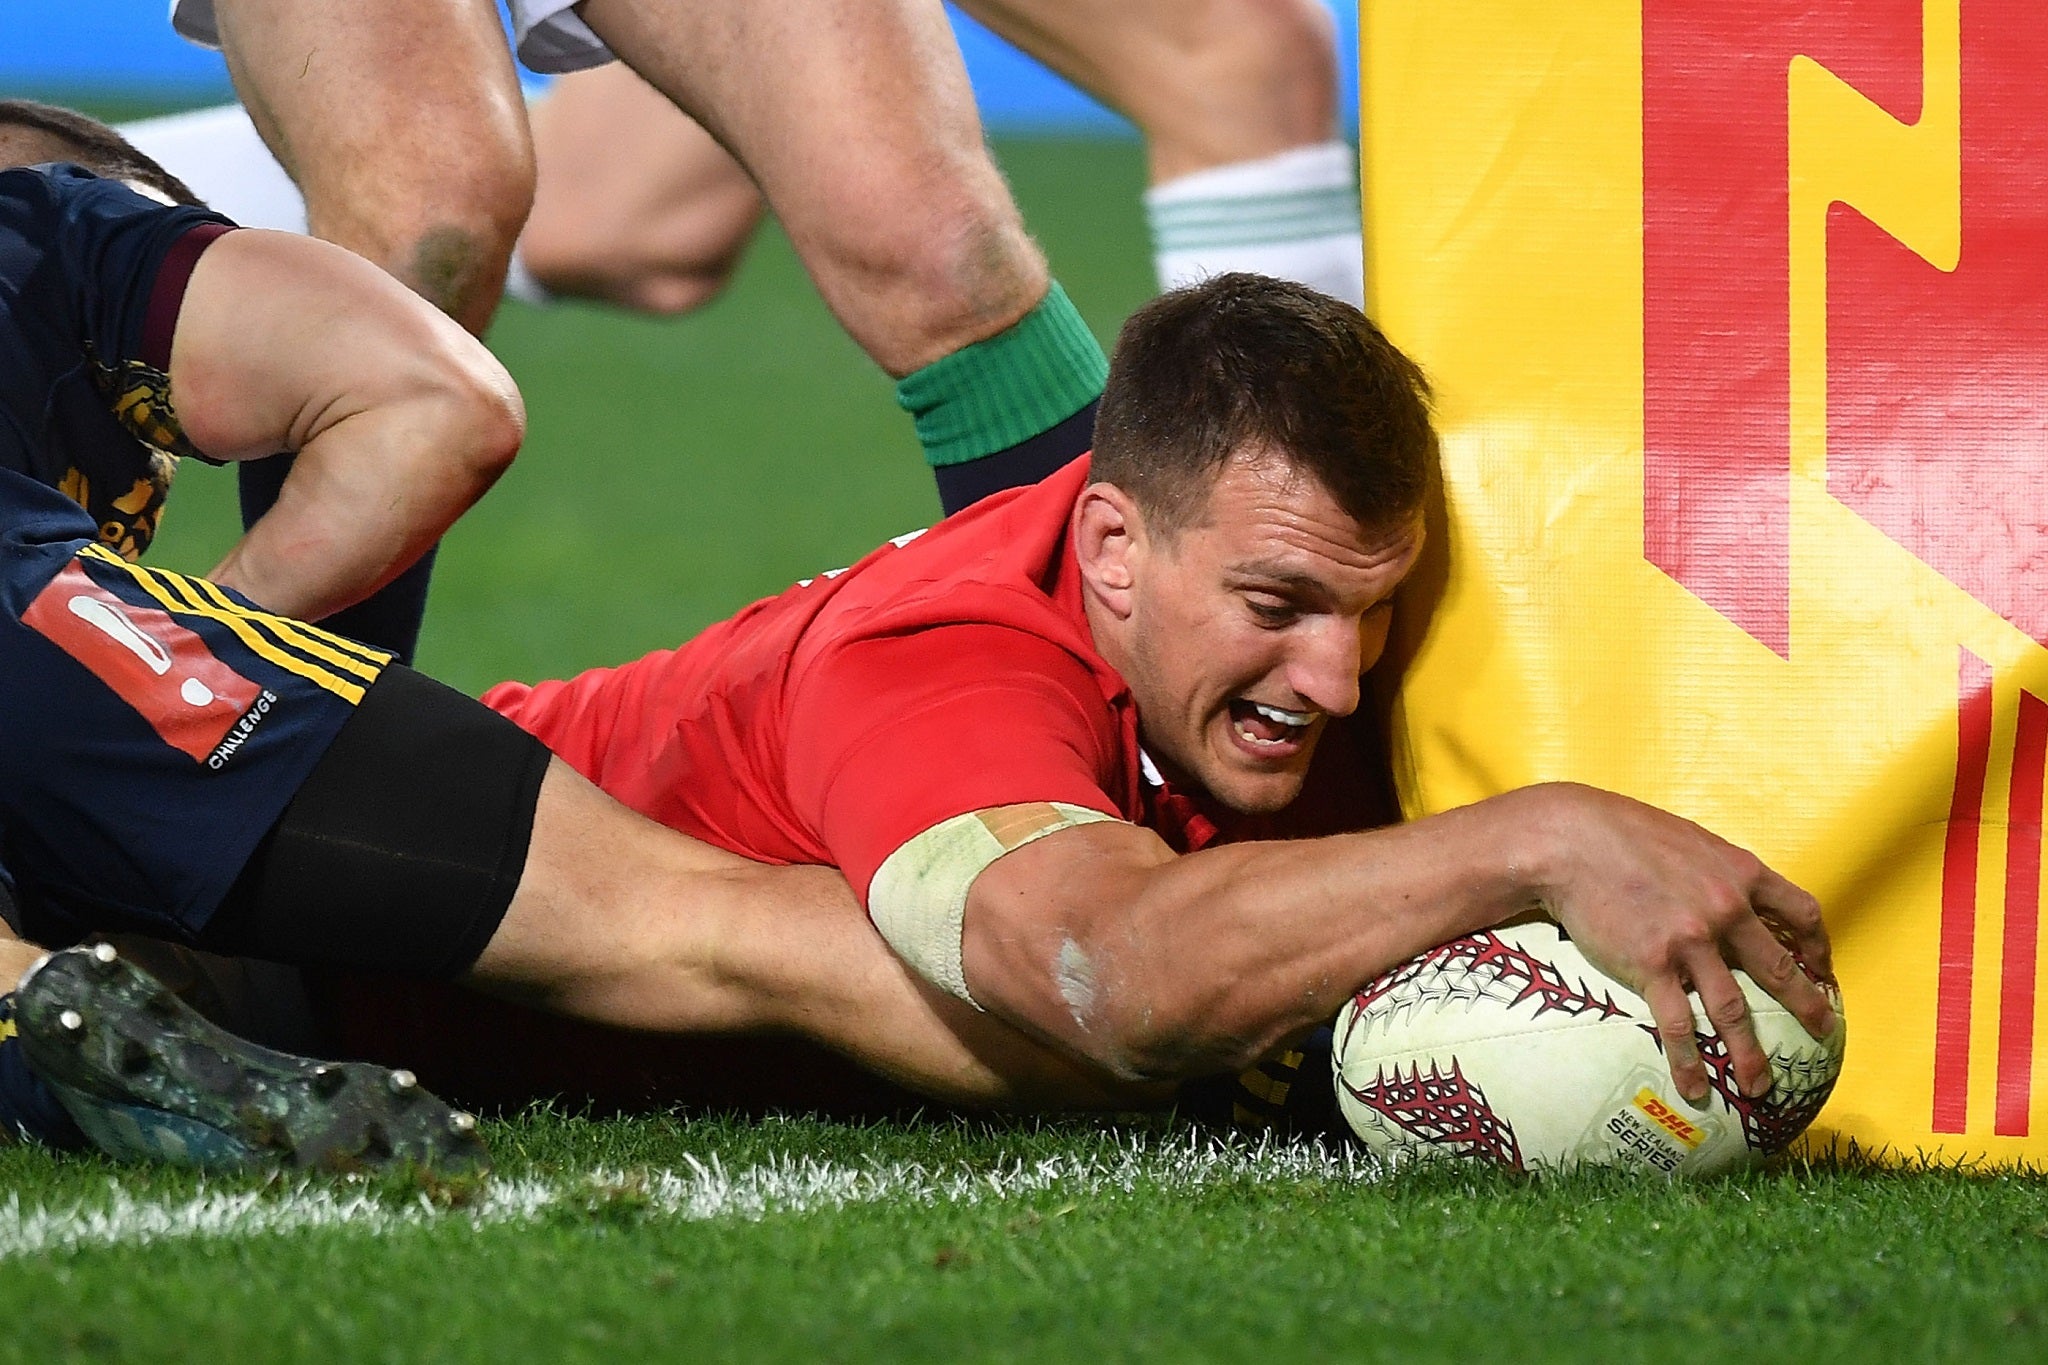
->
xmin=1187 ymin=0 xmax=1340 ymax=109
xmin=807 ymin=162 xmax=1049 ymax=374
xmin=538 ymin=253 xmax=747 ymax=319
xmin=307 ymin=134 xmax=536 ymax=332
xmin=902 ymin=187 xmax=1048 ymax=343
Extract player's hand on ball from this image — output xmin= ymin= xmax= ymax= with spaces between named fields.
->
xmin=1507 ymin=782 xmax=1838 ymax=1104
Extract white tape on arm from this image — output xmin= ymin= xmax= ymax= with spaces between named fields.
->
xmin=868 ymin=803 xmax=1120 ymax=1009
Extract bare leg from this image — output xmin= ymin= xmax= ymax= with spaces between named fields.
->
xmin=523 ymin=65 xmax=766 ymax=316
xmin=958 ymin=0 xmax=1342 ymax=185
xmin=962 ymin=0 xmax=1361 ymax=305
xmin=578 ymin=0 xmax=1047 ymax=377
xmin=520 ymin=0 xmax=1354 ymax=321
xmin=210 ymin=0 xmax=535 ymax=335
xmin=204 ymin=0 xmax=536 ymax=655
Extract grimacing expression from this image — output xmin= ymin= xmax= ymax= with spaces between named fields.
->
xmin=1111 ymin=453 xmax=1424 ymax=815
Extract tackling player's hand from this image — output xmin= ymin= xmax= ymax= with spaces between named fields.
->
xmin=1506 ymin=782 xmax=1838 ymax=1105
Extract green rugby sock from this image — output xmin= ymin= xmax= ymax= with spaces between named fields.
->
xmin=895 ymin=282 xmax=1108 ymax=514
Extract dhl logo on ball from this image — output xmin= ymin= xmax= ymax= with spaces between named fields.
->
xmin=1632 ymin=1089 xmax=1707 ymax=1150
xmin=1367 ymin=0 xmax=2048 ymax=1161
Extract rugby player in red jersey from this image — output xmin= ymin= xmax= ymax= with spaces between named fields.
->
xmin=469 ymin=272 xmax=1837 ymax=1110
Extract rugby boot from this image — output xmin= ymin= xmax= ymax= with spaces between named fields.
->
xmin=0 ymin=989 xmax=89 ymax=1149
xmin=12 ymin=943 xmax=488 ymax=1174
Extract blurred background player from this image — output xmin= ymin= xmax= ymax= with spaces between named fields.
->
xmin=516 ymin=0 xmax=1364 ymax=315
xmin=148 ymin=0 xmax=1113 ymax=673
xmin=128 ymin=0 xmax=1361 ymax=314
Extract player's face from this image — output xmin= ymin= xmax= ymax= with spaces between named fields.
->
xmin=1121 ymin=454 xmax=1424 ymax=814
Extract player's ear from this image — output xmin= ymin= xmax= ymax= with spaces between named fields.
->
xmin=1073 ymin=481 xmax=1142 ymax=617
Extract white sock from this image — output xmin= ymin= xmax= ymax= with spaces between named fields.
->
xmin=118 ymin=104 xmax=308 ymax=234
xmin=1145 ymin=140 xmax=1364 ymax=308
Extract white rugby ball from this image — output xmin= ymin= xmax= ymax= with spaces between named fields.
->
xmin=1332 ymin=921 xmax=1845 ymax=1176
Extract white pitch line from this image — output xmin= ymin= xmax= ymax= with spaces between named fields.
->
xmin=0 ymin=1133 xmax=1379 ymax=1262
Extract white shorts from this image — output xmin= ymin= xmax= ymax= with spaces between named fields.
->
xmin=168 ymin=0 xmax=615 ymax=75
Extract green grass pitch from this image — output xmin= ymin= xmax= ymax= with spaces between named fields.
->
xmin=9 ymin=133 xmax=2048 ymax=1361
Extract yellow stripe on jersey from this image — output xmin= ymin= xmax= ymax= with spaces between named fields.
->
xmin=79 ymin=543 xmax=391 ymax=671
xmin=81 ymin=544 xmax=390 ymax=679
xmin=177 ymin=574 xmax=388 ymax=680
xmin=76 ymin=545 xmax=377 ymax=703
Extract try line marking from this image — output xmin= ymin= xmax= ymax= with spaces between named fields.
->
xmin=0 ymin=1133 xmax=1375 ymax=1261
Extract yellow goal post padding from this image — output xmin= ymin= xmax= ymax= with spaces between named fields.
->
xmin=1366 ymin=0 xmax=2048 ymax=1161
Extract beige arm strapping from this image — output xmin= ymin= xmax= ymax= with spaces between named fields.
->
xmin=868 ymin=802 xmax=1120 ymax=1007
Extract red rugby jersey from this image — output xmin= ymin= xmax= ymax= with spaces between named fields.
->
xmin=483 ymin=457 xmax=1391 ymax=904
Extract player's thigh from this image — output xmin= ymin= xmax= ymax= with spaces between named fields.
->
xmin=208 ymin=0 xmax=535 ymax=325
xmin=524 ymin=64 xmax=765 ymax=315
xmin=579 ymin=0 xmax=1043 ymax=370
xmin=465 ymin=756 xmax=771 ymax=1021
xmin=959 ymin=0 xmax=1340 ymax=178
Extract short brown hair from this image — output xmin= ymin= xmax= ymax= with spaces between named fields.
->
xmin=1090 ymin=273 xmax=1436 ymax=536
xmin=0 ymin=100 xmax=203 ymax=208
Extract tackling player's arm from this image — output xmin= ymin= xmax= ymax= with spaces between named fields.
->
xmin=955 ymin=785 xmax=1838 ymax=1103
xmin=168 ymin=228 xmax=523 ymax=623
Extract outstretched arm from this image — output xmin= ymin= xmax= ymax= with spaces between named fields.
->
xmin=958 ymin=781 xmax=1837 ymax=1103
xmin=168 ymin=228 xmax=524 ymax=623
xmin=467 ymin=759 xmax=1165 ymax=1112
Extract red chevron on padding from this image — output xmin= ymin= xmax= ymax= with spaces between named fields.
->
xmin=1934 ymin=647 xmax=1992 ymax=1132
xmin=1826 ymin=7 xmax=2048 ymax=648
xmin=1643 ymin=0 xmax=1923 ymax=655
xmin=1997 ymin=689 xmax=2046 ymax=1136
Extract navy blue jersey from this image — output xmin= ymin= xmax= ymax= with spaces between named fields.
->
xmin=0 ymin=166 xmax=388 ymax=942
xmin=0 ymin=466 xmax=390 ymax=941
xmin=0 ymin=163 xmax=232 ymax=560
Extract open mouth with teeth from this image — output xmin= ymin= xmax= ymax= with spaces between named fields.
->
xmin=1227 ymin=698 xmax=1318 ymax=754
